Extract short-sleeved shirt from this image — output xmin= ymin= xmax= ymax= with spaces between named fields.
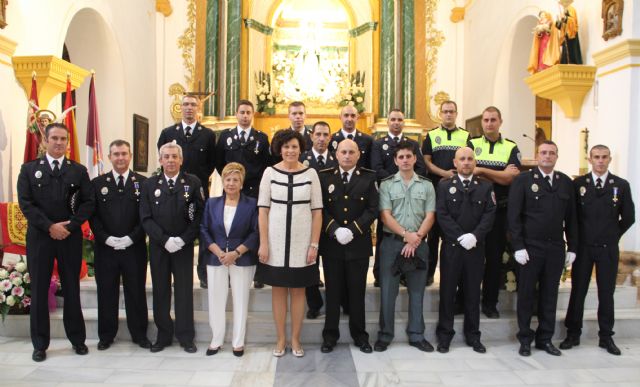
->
xmin=468 ymin=135 xmax=521 ymax=200
xmin=379 ymin=172 xmax=436 ymax=233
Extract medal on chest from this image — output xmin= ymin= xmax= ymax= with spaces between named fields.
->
xmin=613 ymin=187 xmax=619 ymax=203
xmin=184 ymin=185 xmax=191 ymax=200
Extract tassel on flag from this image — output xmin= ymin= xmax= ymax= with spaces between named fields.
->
xmin=85 ymin=73 xmax=104 ymax=178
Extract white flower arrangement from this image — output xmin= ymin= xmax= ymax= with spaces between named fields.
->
xmin=1 ymin=256 xmax=31 ymax=321
xmin=338 ymin=71 xmax=366 ymax=113
xmin=255 ymin=71 xmax=277 ymax=115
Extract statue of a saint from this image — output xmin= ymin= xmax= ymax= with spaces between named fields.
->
xmin=557 ymin=0 xmax=582 ymax=64
xmin=527 ymin=11 xmax=561 ymax=74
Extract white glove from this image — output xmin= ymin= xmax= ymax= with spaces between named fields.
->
xmin=173 ymin=237 xmax=185 ymax=248
xmin=457 ymin=233 xmax=477 ymax=250
xmin=334 ymin=227 xmax=354 ymax=245
xmin=105 ymin=236 xmax=119 ymax=248
xmin=164 ymin=238 xmax=180 ymax=253
xmin=114 ymin=236 xmax=134 ymax=250
xmin=514 ymin=249 xmax=530 ymax=265
xmin=565 ymin=252 xmax=576 ymax=267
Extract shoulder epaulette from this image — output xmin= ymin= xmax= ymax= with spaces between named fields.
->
xmin=359 ymin=167 xmax=375 ymax=173
xmin=504 ymin=138 xmax=516 ymax=144
xmin=380 ymin=175 xmax=395 ymax=182
xmin=318 ymin=167 xmax=334 ymax=174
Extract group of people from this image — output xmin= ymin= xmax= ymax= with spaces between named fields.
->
xmin=16 ymin=96 xmax=634 ymax=363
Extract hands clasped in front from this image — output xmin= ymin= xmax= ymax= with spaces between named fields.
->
xmin=164 ymin=237 xmax=185 ymax=253
xmin=105 ymin=236 xmax=134 ymax=250
xmin=401 ymin=231 xmax=423 ymax=258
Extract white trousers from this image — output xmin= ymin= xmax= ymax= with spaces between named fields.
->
xmin=207 ymin=264 xmax=256 ymax=349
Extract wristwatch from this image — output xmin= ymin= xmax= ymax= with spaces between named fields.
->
xmin=309 ymin=243 xmax=319 ymax=250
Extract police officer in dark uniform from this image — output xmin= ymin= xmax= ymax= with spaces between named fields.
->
xmin=435 ymin=147 xmax=496 ymax=354
xmin=560 ymin=145 xmax=635 ymax=355
xmin=140 ymin=142 xmax=204 ymax=354
xmin=17 ymin=123 xmax=95 ymax=362
xmin=328 ymin=105 xmax=373 ymax=169
xmin=215 ymin=100 xmax=271 ymax=199
xmin=370 ymin=109 xmax=427 ymax=286
xmin=422 ymin=100 xmax=470 ymax=286
xmin=468 ymin=107 xmax=521 ymax=318
xmin=319 ymin=139 xmax=378 ymax=354
xmin=508 ymin=140 xmax=578 ymax=357
xmin=288 ymin=101 xmax=313 ymax=150
xmin=90 ymin=140 xmax=150 ymax=351
xmin=157 ymin=94 xmax=216 ymax=288
xmin=300 ymin=121 xmax=337 ymax=319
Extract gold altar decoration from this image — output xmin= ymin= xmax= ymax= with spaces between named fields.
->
xmin=168 ymin=82 xmax=186 ymax=122
xmin=0 ymin=34 xmax=17 ymax=67
xmin=524 ymin=64 xmax=596 ymax=119
xmin=12 ymin=56 xmax=90 ymax=109
xmin=177 ymin=0 xmax=196 ymax=90
xmin=450 ymin=0 xmax=474 ymax=23
xmin=6 ymin=203 xmax=26 ymax=247
xmin=592 ymin=39 xmax=640 ymax=78
xmin=156 ymin=0 xmax=173 ymax=17
xmin=425 ymin=0 xmax=446 ymax=124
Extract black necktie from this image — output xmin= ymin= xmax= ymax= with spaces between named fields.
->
xmin=52 ymin=160 xmax=60 ymax=176
xmin=342 ymin=171 xmax=349 ymax=184
xmin=168 ymin=178 xmax=175 ymax=190
xmin=596 ymin=177 xmax=603 ymax=189
xmin=463 ymin=179 xmax=470 ymax=191
xmin=185 ymin=126 xmax=192 ymax=138
xmin=240 ymin=131 xmax=246 ymax=144
xmin=393 ymin=136 xmax=400 ymax=143
xmin=347 ymin=134 xmax=354 ymax=140
xmin=545 ymin=175 xmax=552 ymax=187
xmin=117 ymin=175 xmax=125 ymax=191
xmin=317 ymin=155 xmax=325 ymax=168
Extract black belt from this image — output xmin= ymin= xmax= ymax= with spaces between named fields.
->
xmin=383 ymin=232 xmax=404 ymax=242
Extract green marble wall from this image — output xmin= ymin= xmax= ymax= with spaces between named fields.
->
xmin=402 ymin=0 xmax=415 ymax=118
xmin=204 ymin=0 xmax=219 ymax=116
xmin=225 ymin=0 xmax=241 ymax=116
xmin=378 ymin=0 xmax=395 ymax=118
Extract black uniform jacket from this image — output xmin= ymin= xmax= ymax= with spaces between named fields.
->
xmin=299 ymin=150 xmax=338 ymax=170
xmin=319 ymin=167 xmax=378 ymax=260
xmin=370 ymin=134 xmax=427 ymax=180
xmin=328 ymin=130 xmax=373 ymax=169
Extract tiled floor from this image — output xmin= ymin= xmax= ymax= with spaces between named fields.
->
xmin=2 ymin=336 xmax=640 ymax=386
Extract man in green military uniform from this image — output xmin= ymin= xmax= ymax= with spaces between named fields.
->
xmin=469 ymin=106 xmax=521 ymax=318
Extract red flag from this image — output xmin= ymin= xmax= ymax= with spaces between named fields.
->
xmin=63 ymin=77 xmax=80 ymax=162
xmin=24 ymin=76 xmax=41 ymax=162
xmin=85 ymin=74 xmax=104 ymax=178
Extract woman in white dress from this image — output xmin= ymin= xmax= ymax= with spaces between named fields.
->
xmin=256 ymin=129 xmax=322 ymax=358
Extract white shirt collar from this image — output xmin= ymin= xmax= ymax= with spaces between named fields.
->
xmin=339 ymin=166 xmax=356 ymax=182
xmin=592 ymin=171 xmax=609 ymax=186
xmin=341 ymin=129 xmax=356 ymax=139
xmin=291 ymin=126 xmax=306 ymax=135
xmin=312 ymin=148 xmax=329 ymax=160
xmin=164 ymin=173 xmax=179 ymax=183
xmin=458 ymin=174 xmax=473 ymax=183
xmin=46 ymin=153 xmax=65 ymax=170
xmin=388 ymin=132 xmax=403 ymax=141
xmin=237 ymin=126 xmax=252 ymax=137
xmin=112 ymin=170 xmax=130 ymax=183
xmin=538 ymin=168 xmax=554 ymax=184
xmin=182 ymin=121 xmax=196 ymax=131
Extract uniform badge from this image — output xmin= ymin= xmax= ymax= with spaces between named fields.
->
xmin=39 ymin=160 xmax=44 ymax=164
xmin=254 ymin=141 xmax=260 ymax=154
xmin=106 ymin=177 xmax=111 ymax=182
xmin=357 ymin=132 xmax=361 ymax=136
xmin=134 ymin=182 xmax=140 ymax=196
xmin=328 ymin=184 xmax=335 ymax=193
xmin=491 ymin=191 xmax=496 ymax=205
xmin=154 ymin=189 xmax=161 ymax=197
xmin=332 ymin=140 xmax=338 ymax=149
xmin=579 ymin=186 xmax=586 ymax=196
xmin=449 ymin=186 xmax=457 ymax=194
xmin=227 ymin=137 xmax=233 ymax=146
xmin=131 ymin=176 xmax=136 ymax=182
xmin=609 ymin=179 xmax=614 ymax=184
xmin=34 ymin=171 xmax=42 ymax=179
xmin=586 ymin=177 xmax=591 ymax=183
xmin=475 ymin=147 xmax=482 ymax=156
xmin=233 ymin=134 xmax=238 ymax=140
xmin=101 ymin=187 xmax=108 ymax=195
xmin=356 ymin=170 xmax=360 ymax=175
xmin=382 ymin=144 xmax=389 ymax=151
xmin=435 ymin=136 xmax=442 ymax=144
xmin=180 ymin=178 xmax=185 ymax=184
xmin=613 ymin=187 xmax=619 ymax=203
xmin=250 ymin=136 xmax=254 ymax=141
xmin=531 ymin=183 xmax=539 ymax=193
xmin=184 ymin=185 xmax=190 ymax=200
xmin=307 ymin=155 xmax=312 ymax=160
xmin=303 ymin=160 xmax=309 ymax=167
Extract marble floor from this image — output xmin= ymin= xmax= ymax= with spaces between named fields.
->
xmin=2 ymin=336 xmax=640 ymax=387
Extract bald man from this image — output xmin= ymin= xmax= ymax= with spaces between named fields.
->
xmin=328 ymin=105 xmax=373 ymax=168
xmin=435 ymin=147 xmax=496 ymax=354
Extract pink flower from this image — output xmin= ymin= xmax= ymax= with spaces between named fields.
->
xmin=11 ymin=286 xmax=24 ymax=297
xmin=23 ymin=273 xmax=31 ymax=284
xmin=0 ymin=279 xmax=11 ymax=292
xmin=22 ymin=297 xmax=31 ymax=307
xmin=0 ymin=293 xmax=5 ymax=303
xmin=9 ymin=271 xmax=21 ymax=280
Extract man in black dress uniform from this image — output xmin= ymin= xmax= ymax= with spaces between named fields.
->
xmin=319 ymin=139 xmax=378 ymax=354
xmin=328 ymin=105 xmax=373 ymax=168
xmin=90 ymin=140 xmax=150 ymax=351
xmin=140 ymin=142 xmax=204 ymax=353
xmin=435 ymin=147 xmax=495 ymax=354
xmin=508 ymin=140 xmax=578 ymax=357
xmin=17 ymin=123 xmax=95 ymax=362
xmin=560 ymin=145 xmax=635 ymax=355
xmin=300 ymin=121 xmax=337 ymax=319
xmin=288 ymin=101 xmax=313 ymax=150
xmin=157 ymin=94 xmax=216 ymax=288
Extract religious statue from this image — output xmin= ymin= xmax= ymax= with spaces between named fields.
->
xmin=556 ymin=0 xmax=583 ymax=64
xmin=527 ymin=11 xmax=561 ymax=74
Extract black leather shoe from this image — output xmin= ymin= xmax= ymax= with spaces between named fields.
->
xmin=254 ymin=281 xmax=264 ymax=289
xmin=535 ymin=342 xmax=561 ymax=356
xmin=200 ymin=280 xmax=208 ymax=289
xmin=436 ymin=343 xmax=449 ymax=353
xmin=181 ymin=342 xmax=197 ymax=353
xmin=232 ymin=349 xmax=244 ymax=357
xmin=134 ymin=338 xmax=152 ymax=349
xmin=559 ymin=336 xmax=580 ymax=350
xmin=97 ymin=340 xmax=113 ymax=351
xmin=206 ymin=347 xmax=219 ymax=356
xmin=72 ymin=343 xmax=89 ymax=355
xmin=374 ymin=340 xmax=388 ymax=352
xmin=320 ymin=341 xmax=335 ymax=353
xmin=32 ymin=349 xmax=46 ymax=362
xmin=599 ymin=338 xmax=621 ymax=355
xmin=306 ymin=309 xmax=320 ymax=319
xmin=150 ymin=342 xmax=170 ymax=353
xmin=518 ymin=343 xmax=531 ymax=356
xmin=409 ymin=339 xmax=434 ymax=352
xmin=481 ymin=305 xmax=500 ymax=319
xmin=356 ymin=341 xmax=373 ymax=354
xmin=426 ymin=276 xmax=434 ymax=287
xmin=467 ymin=340 xmax=486 ymax=353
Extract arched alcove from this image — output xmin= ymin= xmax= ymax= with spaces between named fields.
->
xmin=63 ymin=7 xmax=125 ymax=168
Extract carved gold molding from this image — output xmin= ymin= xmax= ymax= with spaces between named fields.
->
xmin=0 ymin=34 xmax=17 ymax=67
xmin=177 ymin=0 xmax=196 ymax=91
xmin=450 ymin=0 xmax=474 ymax=23
xmin=524 ymin=64 xmax=596 ymax=119
xmin=156 ymin=0 xmax=173 ymax=17
xmin=168 ymin=82 xmax=186 ymax=123
xmin=593 ymin=39 xmax=640 ymax=68
xmin=12 ymin=55 xmax=90 ymax=108
xmin=425 ymin=0 xmax=445 ymax=124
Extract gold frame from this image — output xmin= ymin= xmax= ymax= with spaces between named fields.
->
xmin=602 ymin=0 xmax=623 ymax=41
xmin=0 ymin=0 xmax=8 ymax=29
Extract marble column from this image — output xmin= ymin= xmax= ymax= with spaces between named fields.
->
xmin=401 ymin=0 xmax=415 ymax=119
xmin=224 ymin=0 xmax=241 ymax=117
xmin=378 ymin=0 xmax=395 ymax=119
xmin=204 ymin=0 xmax=220 ymax=117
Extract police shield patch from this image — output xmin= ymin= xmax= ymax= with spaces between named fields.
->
xmin=475 ymin=147 xmax=482 ymax=156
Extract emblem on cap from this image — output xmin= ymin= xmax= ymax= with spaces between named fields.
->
xmin=382 ymin=144 xmax=388 ymax=151
xmin=154 ymin=189 xmax=161 ymax=197
xmin=579 ymin=186 xmax=586 ymax=196
xmin=328 ymin=184 xmax=335 ymax=193
xmin=34 ymin=171 xmax=42 ymax=179
xmin=449 ymin=186 xmax=457 ymax=194
xmin=531 ymin=183 xmax=539 ymax=193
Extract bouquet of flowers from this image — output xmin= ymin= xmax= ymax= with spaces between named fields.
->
xmin=255 ymin=71 xmax=276 ymax=115
xmin=0 ymin=256 xmax=31 ymax=321
xmin=338 ymin=71 xmax=366 ymax=114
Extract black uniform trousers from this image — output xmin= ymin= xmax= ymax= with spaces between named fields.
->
xmin=94 ymin=244 xmax=148 ymax=342
xmin=426 ymin=221 xmax=442 ymax=279
xmin=27 ymin=229 xmax=85 ymax=350
xmin=436 ymin=243 xmax=484 ymax=344
xmin=305 ymin=258 xmax=324 ymax=311
xmin=482 ymin=206 xmax=508 ymax=308
xmin=516 ymin=242 xmax=565 ymax=345
xmin=565 ymin=244 xmax=619 ymax=339
xmin=322 ymin=256 xmax=369 ymax=344
xmin=149 ymin=243 xmax=195 ymax=345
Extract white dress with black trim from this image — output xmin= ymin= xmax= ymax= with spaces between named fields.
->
xmin=256 ymin=166 xmax=323 ymax=287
